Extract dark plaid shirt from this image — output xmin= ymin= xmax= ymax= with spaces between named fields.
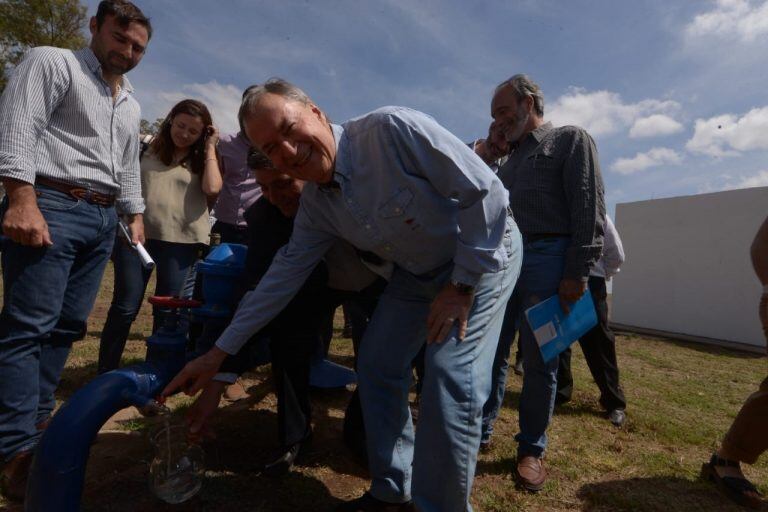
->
xmin=497 ymin=122 xmax=605 ymax=280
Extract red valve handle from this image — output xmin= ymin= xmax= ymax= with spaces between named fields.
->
xmin=147 ymin=296 xmax=202 ymax=308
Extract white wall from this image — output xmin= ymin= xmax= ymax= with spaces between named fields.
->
xmin=612 ymin=187 xmax=768 ymax=350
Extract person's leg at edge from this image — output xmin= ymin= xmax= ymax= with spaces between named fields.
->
xmin=701 ymin=376 xmax=768 ymax=508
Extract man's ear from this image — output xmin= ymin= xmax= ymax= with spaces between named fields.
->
xmin=89 ymin=16 xmax=98 ymax=36
xmin=523 ymin=95 xmax=534 ymax=114
xmin=310 ymin=103 xmax=325 ymax=121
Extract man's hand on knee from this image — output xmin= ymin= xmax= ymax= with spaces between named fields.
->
xmin=427 ymin=282 xmax=474 ymax=343
xmin=1 ymin=180 xmax=52 ymax=247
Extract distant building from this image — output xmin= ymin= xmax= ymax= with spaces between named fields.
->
xmin=612 ymin=186 xmax=767 ymax=353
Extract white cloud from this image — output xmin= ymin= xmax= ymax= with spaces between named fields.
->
xmin=629 ymin=114 xmax=684 ymax=138
xmin=548 ymin=88 xmax=680 ymax=137
xmin=734 ymin=170 xmax=768 ymax=188
xmin=704 ymin=170 xmax=768 ymax=192
xmin=686 ymin=0 xmax=768 ymax=42
xmin=685 ymin=106 xmax=768 ymax=157
xmin=610 ymin=147 xmax=683 ymax=175
xmin=156 ymin=81 xmax=243 ymax=135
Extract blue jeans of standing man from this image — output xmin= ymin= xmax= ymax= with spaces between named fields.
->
xmin=481 ymin=236 xmax=569 ymax=458
xmin=97 ymin=239 xmax=199 ymax=373
xmin=357 ymin=217 xmax=522 ymax=512
xmin=0 ymin=186 xmax=117 ymax=461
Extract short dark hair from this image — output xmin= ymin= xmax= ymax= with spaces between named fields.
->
xmin=96 ymin=0 xmax=152 ymax=39
xmin=247 ymin=146 xmax=275 ymax=171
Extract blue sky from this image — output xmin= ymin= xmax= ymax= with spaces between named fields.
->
xmin=84 ymin=0 xmax=768 ymax=215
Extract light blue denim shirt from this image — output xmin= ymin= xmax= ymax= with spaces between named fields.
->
xmin=216 ymin=106 xmax=510 ymax=355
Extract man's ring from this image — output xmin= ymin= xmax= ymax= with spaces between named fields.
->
xmin=446 ymin=317 xmax=455 ymax=323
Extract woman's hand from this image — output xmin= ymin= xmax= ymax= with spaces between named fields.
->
xmin=205 ymin=125 xmax=220 ymax=151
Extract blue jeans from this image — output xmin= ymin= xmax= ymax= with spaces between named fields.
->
xmin=97 ymin=239 xmax=199 ymax=373
xmin=357 ymin=217 xmax=522 ymax=512
xmin=481 ymin=237 xmax=569 ymax=458
xmin=0 ymin=186 xmax=117 ymax=461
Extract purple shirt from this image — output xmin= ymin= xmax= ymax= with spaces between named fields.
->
xmin=213 ymin=132 xmax=261 ymax=227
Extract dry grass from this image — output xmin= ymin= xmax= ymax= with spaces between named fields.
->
xmin=1 ymin=262 xmax=767 ymax=511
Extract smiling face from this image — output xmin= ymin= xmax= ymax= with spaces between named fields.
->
xmin=170 ymin=113 xmax=205 ymax=151
xmin=89 ymin=14 xmax=148 ymax=76
xmin=491 ymin=85 xmax=533 ymax=145
xmin=243 ymin=93 xmax=336 ymax=184
xmin=255 ymin=167 xmax=305 ymax=217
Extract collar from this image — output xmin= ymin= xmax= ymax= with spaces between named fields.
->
xmin=78 ymin=47 xmax=133 ymax=94
xmin=530 ymin=121 xmax=553 ymax=143
xmin=317 ymin=123 xmax=348 ymax=190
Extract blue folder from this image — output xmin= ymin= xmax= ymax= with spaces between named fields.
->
xmin=524 ymin=290 xmax=598 ymax=363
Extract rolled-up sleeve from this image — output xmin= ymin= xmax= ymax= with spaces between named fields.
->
xmin=562 ymin=128 xmax=605 ymax=281
xmin=0 ymin=47 xmax=69 ymax=184
xmin=385 ymin=112 xmax=510 ymax=286
xmin=215 ymin=203 xmax=337 ymax=355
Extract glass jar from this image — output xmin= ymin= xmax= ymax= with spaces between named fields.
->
xmin=149 ymin=423 xmax=205 ymax=504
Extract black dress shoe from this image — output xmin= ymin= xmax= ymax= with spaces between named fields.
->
xmin=336 ymin=492 xmax=414 ymax=512
xmin=261 ymin=435 xmax=311 ymax=477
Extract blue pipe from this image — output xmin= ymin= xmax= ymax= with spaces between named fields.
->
xmin=25 ymin=341 xmax=185 ymax=511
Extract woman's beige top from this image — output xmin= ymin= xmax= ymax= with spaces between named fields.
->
xmin=141 ymin=151 xmax=209 ymax=244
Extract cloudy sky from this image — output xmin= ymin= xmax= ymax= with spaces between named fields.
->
xmin=84 ymin=0 xmax=768 ymax=215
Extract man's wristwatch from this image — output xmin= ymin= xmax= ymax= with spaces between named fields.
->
xmin=450 ymin=279 xmax=475 ymax=295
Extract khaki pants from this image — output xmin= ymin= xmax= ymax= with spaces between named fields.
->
xmin=722 ymin=376 xmax=768 ymax=464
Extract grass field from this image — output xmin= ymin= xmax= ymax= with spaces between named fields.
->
xmin=1 ymin=262 xmax=767 ymax=511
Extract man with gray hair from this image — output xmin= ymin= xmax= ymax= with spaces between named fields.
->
xmin=483 ymin=74 xmax=605 ymax=491
xmin=164 ymin=78 xmax=523 ymax=512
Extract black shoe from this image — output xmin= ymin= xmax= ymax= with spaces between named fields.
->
xmin=336 ymin=492 xmax=414 ymax=512
xmin=261 ymin=435 xmax=311 ymax=477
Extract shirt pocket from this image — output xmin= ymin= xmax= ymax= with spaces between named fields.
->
xmin=526 ymin=148 xmax=558 ymax=170
xmin=378 ymin=187 xmax=414 ymax=219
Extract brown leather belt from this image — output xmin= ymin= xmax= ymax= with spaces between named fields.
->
xmin=35 ymin=177 xmax=116 ymax=207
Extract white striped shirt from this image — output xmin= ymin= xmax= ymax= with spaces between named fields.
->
xmin=0 ymin=46 xmax=144 ymax=214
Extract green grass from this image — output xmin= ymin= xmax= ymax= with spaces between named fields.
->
xmin=1 ymin=262 xmax=767 ymax=511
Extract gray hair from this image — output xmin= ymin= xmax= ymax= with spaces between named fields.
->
xmin=238 ymin=78 xmax=313 ymax=138
xmin=495 ymin=74 xmax=544 ymax=117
